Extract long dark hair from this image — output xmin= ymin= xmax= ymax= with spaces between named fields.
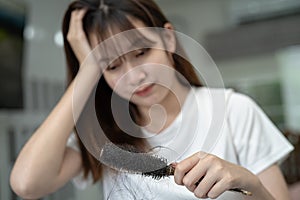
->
xmin=62 ymin=0 xmax=201 ymax=183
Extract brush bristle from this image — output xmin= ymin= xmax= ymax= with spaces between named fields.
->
xmin=142 ymin=165 xmax=175 ymax=179
xmin=99 ymin=142 xmax=169 ymax=175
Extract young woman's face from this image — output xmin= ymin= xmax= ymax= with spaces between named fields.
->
xmin=90 ymin=19 xmax=179 ymax=108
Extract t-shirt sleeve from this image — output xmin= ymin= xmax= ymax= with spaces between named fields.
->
xmin=66 ymin=133 xmax=94 ymax=190
xmin=227 ymin=92 xmax=294 ymax=174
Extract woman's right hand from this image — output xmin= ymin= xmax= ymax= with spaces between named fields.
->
xmin=67 ymin=9 xmax=93 ymax=65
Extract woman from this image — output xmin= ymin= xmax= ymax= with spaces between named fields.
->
xmin=10 ymin=0 xmax=293 ymax=199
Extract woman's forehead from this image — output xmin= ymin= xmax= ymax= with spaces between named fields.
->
xmin=90 ymin=32 xmax=159 ymax=65
xmin=89 ymin=28 xmax=162 ymax=63
xmin=88 ymin=17 xmax=157 ymax=48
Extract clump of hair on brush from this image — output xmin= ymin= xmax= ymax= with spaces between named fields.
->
xmin=99 ymin=142 xmax=175 ymax=179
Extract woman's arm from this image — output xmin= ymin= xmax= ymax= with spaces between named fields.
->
xmin=10 ymin=80 xmax=82 ymax=199
xmin=10 ymin=9 xmax=98 ymax=199
xmin=255 ymin=164 xmax=291 ymax=200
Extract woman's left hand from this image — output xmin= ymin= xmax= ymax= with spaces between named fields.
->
xmin=174 ymin=152 xmax=260 ymax=199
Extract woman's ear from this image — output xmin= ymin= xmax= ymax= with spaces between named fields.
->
xmin=163 ymin=22 xmax=176 ymax=53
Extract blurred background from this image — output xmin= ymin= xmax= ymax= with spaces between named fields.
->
xmin=0 ymin=0 xmax=300 ymax=199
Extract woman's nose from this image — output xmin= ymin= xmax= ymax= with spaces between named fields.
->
xmin=125 ymin=65 xmax=147 ymax=86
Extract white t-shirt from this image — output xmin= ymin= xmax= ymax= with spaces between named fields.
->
xmin=67 ymin=87 xmax=294 ymax=200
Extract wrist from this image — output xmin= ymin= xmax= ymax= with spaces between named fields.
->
xmin=245 ymin=177 xmax=275 ymax=200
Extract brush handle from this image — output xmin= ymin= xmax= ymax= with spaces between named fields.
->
xmin=167 ymin=165 xmax=252 ymax=196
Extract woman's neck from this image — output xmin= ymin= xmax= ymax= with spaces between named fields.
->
xmin=137 ymin=82 xmax=191 ymax=134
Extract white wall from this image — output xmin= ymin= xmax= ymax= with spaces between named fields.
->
xmin=155 ymin=0 xmax=281 ymax=84
xmin=156 ymin=0 xmax=229 ymax=43
xmin=277 ymin=46 xmax=300 ymax=132
xmin=23 ymin=0 xmax=70 ymax=82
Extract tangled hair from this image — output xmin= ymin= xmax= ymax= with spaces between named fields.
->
xmin=62 ymin=0 xmax=201 ymax=183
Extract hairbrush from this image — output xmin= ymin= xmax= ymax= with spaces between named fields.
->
xmin=99 ymin=142 xmax=252 ymax=196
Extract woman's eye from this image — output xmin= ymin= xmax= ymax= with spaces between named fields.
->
xmin=136 ymin=48 xmax=149 ymax=57
xmin=108 ymin=65 xmax=119 ymax=71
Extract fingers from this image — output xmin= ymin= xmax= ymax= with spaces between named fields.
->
xmin=69 ymin=9 xmax=87 ymax=34
xmin=174 ymin=152 xmax=245 ymax=199
xmin=67 ymin=9 xmax=87 ymax=44
xmin=182 ymin=160 xmax=207 ymax=192
xmin=193 ymin=170 xmax=219 ymax=199
xmin=204 ymin=179 xmax=229 ymax=199
xmin=174 ymin=151 xmax=207 ymax=186
xmin=67 ymin=9 xmax=95 ymax=66
xmin=70 ymin=9 xmax=87 ymax=29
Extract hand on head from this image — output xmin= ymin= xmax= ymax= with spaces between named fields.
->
xmin=67 ymin=9 xmax=94 ymax=66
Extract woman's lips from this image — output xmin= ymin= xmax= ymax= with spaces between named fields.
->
xmin=134 ymin=84 xmax=154 ymax=97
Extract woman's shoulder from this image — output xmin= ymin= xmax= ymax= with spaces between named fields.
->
xmin=192 ymin=86 xmax=235 ymax=103
xmin=192 ymin=86 xmax=257 ymax=114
